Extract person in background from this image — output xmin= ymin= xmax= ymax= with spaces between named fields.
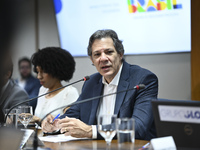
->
xmin=0 ymin=54 xmax=29 ymax=113
xmin=42 ymin=29 xmax=158 ymax=140
xmin=31 ymin=47 xmax=79 ymax=122
xmin=16 ymin=57 xmax=41 ymax=113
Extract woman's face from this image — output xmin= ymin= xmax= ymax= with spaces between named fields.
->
xmin=36 ymin=66 xmax=59 ymax=89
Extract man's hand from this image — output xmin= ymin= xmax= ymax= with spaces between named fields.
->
xmin=59 ymin=116 xmax=92 ymax=138
xmin=41 ymin=114 xmax=60 ymax=133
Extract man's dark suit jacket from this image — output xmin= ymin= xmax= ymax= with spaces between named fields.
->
xmin=0 ymin=79 xmax=29 ymax=122
xmin=0 ymin=79 xmax=29 ymax=110
xmin=61 ymin=61 xmax=158 ymax=140
xmin=24 ymin=75 xmax=40 ymax=100
xmin=16 ymin=75 xmax=41 ymax=113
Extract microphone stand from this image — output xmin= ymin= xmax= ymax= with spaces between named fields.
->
xmin=33 ymin=84 xmax=145 ymax=149
xmin=4 ymin=76 xmax=90 ymax=124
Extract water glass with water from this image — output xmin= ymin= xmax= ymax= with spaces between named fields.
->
xmin=4 ymin=109 xmax=18 ymax=128
xmin=98 ymin=114 xmax=117 ymax=145
xmin=116 ymin=118 xmax=135 ymax=144
xmin=18 ymin=106 xmax=33 ymax=128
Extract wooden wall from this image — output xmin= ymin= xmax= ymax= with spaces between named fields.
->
xmin=191 ymin=0 xmax=200 ymax=100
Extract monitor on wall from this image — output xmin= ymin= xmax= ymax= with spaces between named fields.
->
xmin=53 ymin=0 xmax=191 ymax=57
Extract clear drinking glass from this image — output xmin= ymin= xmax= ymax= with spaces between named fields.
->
xmin=4 ymin=109 xmax=18 ymax=128
xmin=98 ymin=115 xmax=117 ymax=145
xmin=116 ymin=118 xmax=135 ymax=144
xmin=18 ymin=106 xmax=33 ymax=128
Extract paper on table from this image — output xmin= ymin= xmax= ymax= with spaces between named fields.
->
xmin=39 ymin=134 xmax=88 ymax=143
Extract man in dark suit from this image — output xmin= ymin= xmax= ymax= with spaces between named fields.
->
xmin=0 ymin=0 xmax=16 ymax=124
xmin=16 ymin=57 xmax=41 ymax=113
xmin=42 ymin=29 xmax=158 ymax=140
xmin=0 ymin=55 xmax=29 ymax=114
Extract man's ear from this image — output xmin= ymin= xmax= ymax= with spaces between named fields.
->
xmin=119 ymin=53 xmax=123 ymax=61
xmin=5 ymin=71 xmax=11 ymax=79
xmin=90 ymin=56 xmax=94 ymax=65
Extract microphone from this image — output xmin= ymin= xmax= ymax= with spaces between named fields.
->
xmin=40 ymin=84 xmax=145 ymax=123
xmin=134 ymin=84 xmax=145 ymax=90
xmin=33 ymin=84 xmax=145 ymax=149
xmin=4 ymin=76 xmax=90 ymax=124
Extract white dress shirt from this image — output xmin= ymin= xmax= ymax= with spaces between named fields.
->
xmin=92 ymin=63 xmax=123 ymax=138
xmin=18 ymin=79 xmax=26 ymax=89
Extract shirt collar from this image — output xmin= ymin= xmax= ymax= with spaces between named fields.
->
xmin=102 ymin=63 xmax=123 ymax=86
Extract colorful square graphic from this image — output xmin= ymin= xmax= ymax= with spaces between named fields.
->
xmin=127 ymin=0 xmax=182 ymax=13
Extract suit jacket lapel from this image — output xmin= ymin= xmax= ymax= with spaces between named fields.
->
xmin=114 ymin=61 xmax=130 ymax=116
xmin=0 ymin=80 xmax=14 ymax=107
xmin=88 ymin=78 xmax=103 ymax=125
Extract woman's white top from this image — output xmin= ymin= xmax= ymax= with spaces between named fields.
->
xmin=34 ymin=85 xmax=79 ymax=119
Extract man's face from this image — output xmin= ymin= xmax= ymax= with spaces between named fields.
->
xmin=90 ymin=37 xmax=123 ymax=83
xmin=19 ymin=61 xmax=31 ymax=79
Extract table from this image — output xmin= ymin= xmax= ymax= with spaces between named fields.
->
xmin=25 ymin=129 xmax=149 ymax=150
xmin=1 ymin=126 xmax=149 ymax=150
xmin=41 ymin=139 xmax=148 ymax=150
xmin=36 ymin=129 xmax=148 ymax=150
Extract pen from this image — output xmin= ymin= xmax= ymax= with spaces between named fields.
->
xmin=142 ymin=142 xmax=150 ymax=148
xmin=51 ymin=113 xmax=60 ymax=124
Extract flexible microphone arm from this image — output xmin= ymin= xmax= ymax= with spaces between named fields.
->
xmin=39 ymin=84 xmax=145 ymax=124
xmin=4 ymin=76 xmax=90 ymax=124
xmin=33 ymin=84 xmax=145 ymax=149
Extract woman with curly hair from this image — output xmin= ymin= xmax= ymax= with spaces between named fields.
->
xmin=31 ymin=47 xmax=79 ymax=122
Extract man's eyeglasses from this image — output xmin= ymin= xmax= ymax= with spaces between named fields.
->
xmin=19 ymin=66 xmax=30 ymax=70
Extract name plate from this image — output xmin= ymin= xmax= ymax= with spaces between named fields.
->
xmin=149 ymin=136 xmax=177 ymax=150
xmin=158 ymin=105 xmax=200 ymax=124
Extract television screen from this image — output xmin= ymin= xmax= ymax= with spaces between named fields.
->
xmin=53 ymin=0 xmax=191 ymax=56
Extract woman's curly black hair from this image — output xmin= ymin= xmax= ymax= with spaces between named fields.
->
xmin=31 ymin=47 xmax=75 ymax=82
